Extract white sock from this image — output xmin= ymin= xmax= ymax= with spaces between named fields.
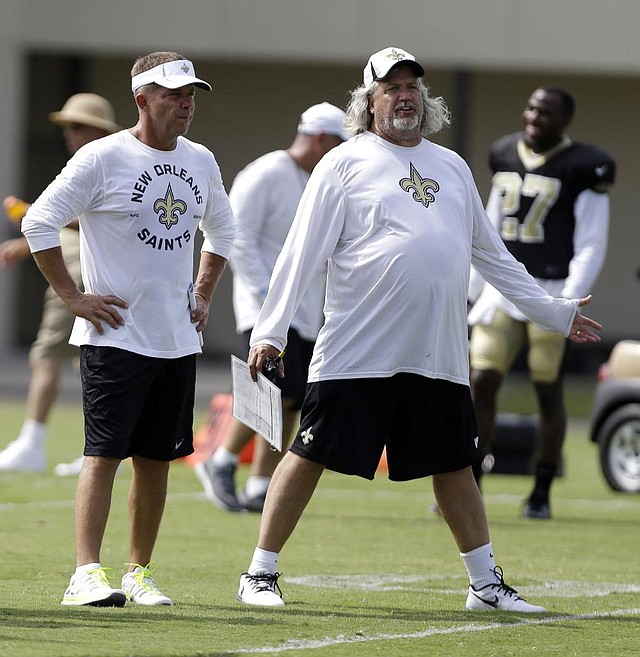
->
xmin=244 ymin=475 xmax=270 ymax=498
xmin=17 ymin=419 xmax=47 ymax=447
xmin=211 ymin=446 xmax=239 ymax=467
xmin=75 ymin=562 xmax=101 ymax=575
xmin=460 ymin=543 xmax=498 ymax=588
xmin=248 ymin=547 xmax=279 ymax=576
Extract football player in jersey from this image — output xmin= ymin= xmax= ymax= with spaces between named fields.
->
xmin=468 ymin=85 xmax=615 ymax=519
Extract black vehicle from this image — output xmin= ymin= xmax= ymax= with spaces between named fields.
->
xmin=589 ymin=340 xmax=640 ymax=493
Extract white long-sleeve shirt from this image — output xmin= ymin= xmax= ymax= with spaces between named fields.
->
xmin=229 ymin=150 xmax=324 ymax=340
xmin=22 ymin=130 xmax=236 ymax=358
xmin=251 ymin=132 xmax=577 ymax=386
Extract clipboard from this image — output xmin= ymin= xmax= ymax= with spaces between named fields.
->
xmin=230 ymin=355 xmax=283 ymax=451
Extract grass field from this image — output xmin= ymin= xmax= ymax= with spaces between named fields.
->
xmin=1 ymin=375 xmax=639 ymax=656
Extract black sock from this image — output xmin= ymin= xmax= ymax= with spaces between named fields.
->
xmin=529 ymin=462 xmax=557 ymax=503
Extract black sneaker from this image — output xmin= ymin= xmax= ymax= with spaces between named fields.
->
xmin=237 ymin=572 xmax=284 ymax=606
xmin=465 ymin=566 xmax=546 ymax=612
xmin=522 ymin=498 xmax=551 ymax=520
xmin=194 ymin=459 xmax=244 ymax=512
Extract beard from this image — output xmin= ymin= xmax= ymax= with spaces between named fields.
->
xmin=392 ymin=114 xmax=420 ymax=131
xmin=374 ymin=107 xmax=422 ymax=143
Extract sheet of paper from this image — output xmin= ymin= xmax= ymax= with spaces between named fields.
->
xmin=230 ymin=354 xmax=283 ymax=452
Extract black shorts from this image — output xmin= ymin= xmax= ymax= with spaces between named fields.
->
xmin=290 ymin=374 xmax=481 ymax=481
xmin=240 ymin=328 xmax=314 ymax=410
xmin=80 ymin=346 xmax=196 ymax=461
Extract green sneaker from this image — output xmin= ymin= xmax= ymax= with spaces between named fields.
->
xmin=122 ymin=562 xmax=173 ymax=606
xmin=61 ymin=565 xmax=126 ymax=606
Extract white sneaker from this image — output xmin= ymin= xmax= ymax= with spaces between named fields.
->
xmin=54 ymin=455 xmax=85 ymax=477
xmin=465 ymin=566 xmax=546 ymax=612
xmin=0 ymin=439 xmax=46 ymax=472
xmin=61 ymin=566 xmax=126 ymax=606
xmin=122 ymin=562 xmax=173 ymax=606
xmin=237 ymin=572 xmax=284 ymax=606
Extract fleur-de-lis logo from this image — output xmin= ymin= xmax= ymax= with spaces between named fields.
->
xmin=399 ymin=163 xmax=440 ymax=208
xmin=154 ymin=184 xmax=187 ymax=230
xmin=181 ymin=62 xmax=190 ymax=74
xmin=388 ymin=48 xmax=406 ymax=63
xmin=301 ymin=428 xmax=314 ymax=445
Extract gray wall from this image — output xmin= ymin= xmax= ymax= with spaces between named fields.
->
xmin=1 ymin=0 xmax=639 ymax=367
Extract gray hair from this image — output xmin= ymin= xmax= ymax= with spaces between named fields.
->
xmin=344 ymin=78 xmax=451 ymax=137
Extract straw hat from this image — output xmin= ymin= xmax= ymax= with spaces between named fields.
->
xmin=49 ymin=93 xmax=120 ymax=133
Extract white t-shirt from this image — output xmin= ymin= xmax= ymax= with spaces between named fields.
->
xmin=251 ymin=132 xmax=577 ymax=386
xmin=229 ymin=150 xmax=325 ymax=341
xmin=22 ymin=130 xmax=236 ymax=358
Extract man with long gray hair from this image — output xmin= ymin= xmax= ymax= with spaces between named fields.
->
xmin=235 ymin=47 xmax=601 ymax=612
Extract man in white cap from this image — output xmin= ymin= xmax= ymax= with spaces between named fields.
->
xmin=22 ymin=51 xmax=235 ymax=607
xmin=195 ymin=102 xmax=348 ymax=513
xmin=234 ymin=47 xmax=602 ymax=612
xmin=0 ymin=93 xmax=120 ymax=475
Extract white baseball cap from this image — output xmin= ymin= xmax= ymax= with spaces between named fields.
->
xmin=297 ymin=102 xmax=349 ymax=141
xmin=131 ymin=59 xmax=212 ymax=93
xmin=363 ymin=47 xmax=425 ymax=87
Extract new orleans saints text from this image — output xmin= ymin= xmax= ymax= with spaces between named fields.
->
xmin=137 ymin=227 xmax=191 ymax=250
xmin=131 ymin=165 xmax=203 ymax=204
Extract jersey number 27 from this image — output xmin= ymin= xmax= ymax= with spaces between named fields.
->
xmin=493 ymin=172 xmax=561 ymax=244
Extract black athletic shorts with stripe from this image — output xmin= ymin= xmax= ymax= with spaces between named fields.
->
xmin=290 ymin=373 xmax=481 ymax=481
xmin=80 ymin=345 xmax=196 ymax=461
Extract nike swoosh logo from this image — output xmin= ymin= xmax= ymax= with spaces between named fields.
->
xmin=471 ymin=591 xmax=500 ymax=608
xmin=175 ymin=439 xmax=184 ymax=450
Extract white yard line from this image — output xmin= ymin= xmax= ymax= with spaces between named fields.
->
xmin=287 ymin=573 xmax=640 ymax=598
xmin=0 ymin=499 xmax=75 ymax=512
xmin=315 ymin=487 xmax=640 ymax=510
xmin=0 ymin=491 xmax=207 ymax=513
xmin=234 ymin=608 xmax=640 ymax=654
xmin=2 ymin=488 xmax=638 ymax=512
